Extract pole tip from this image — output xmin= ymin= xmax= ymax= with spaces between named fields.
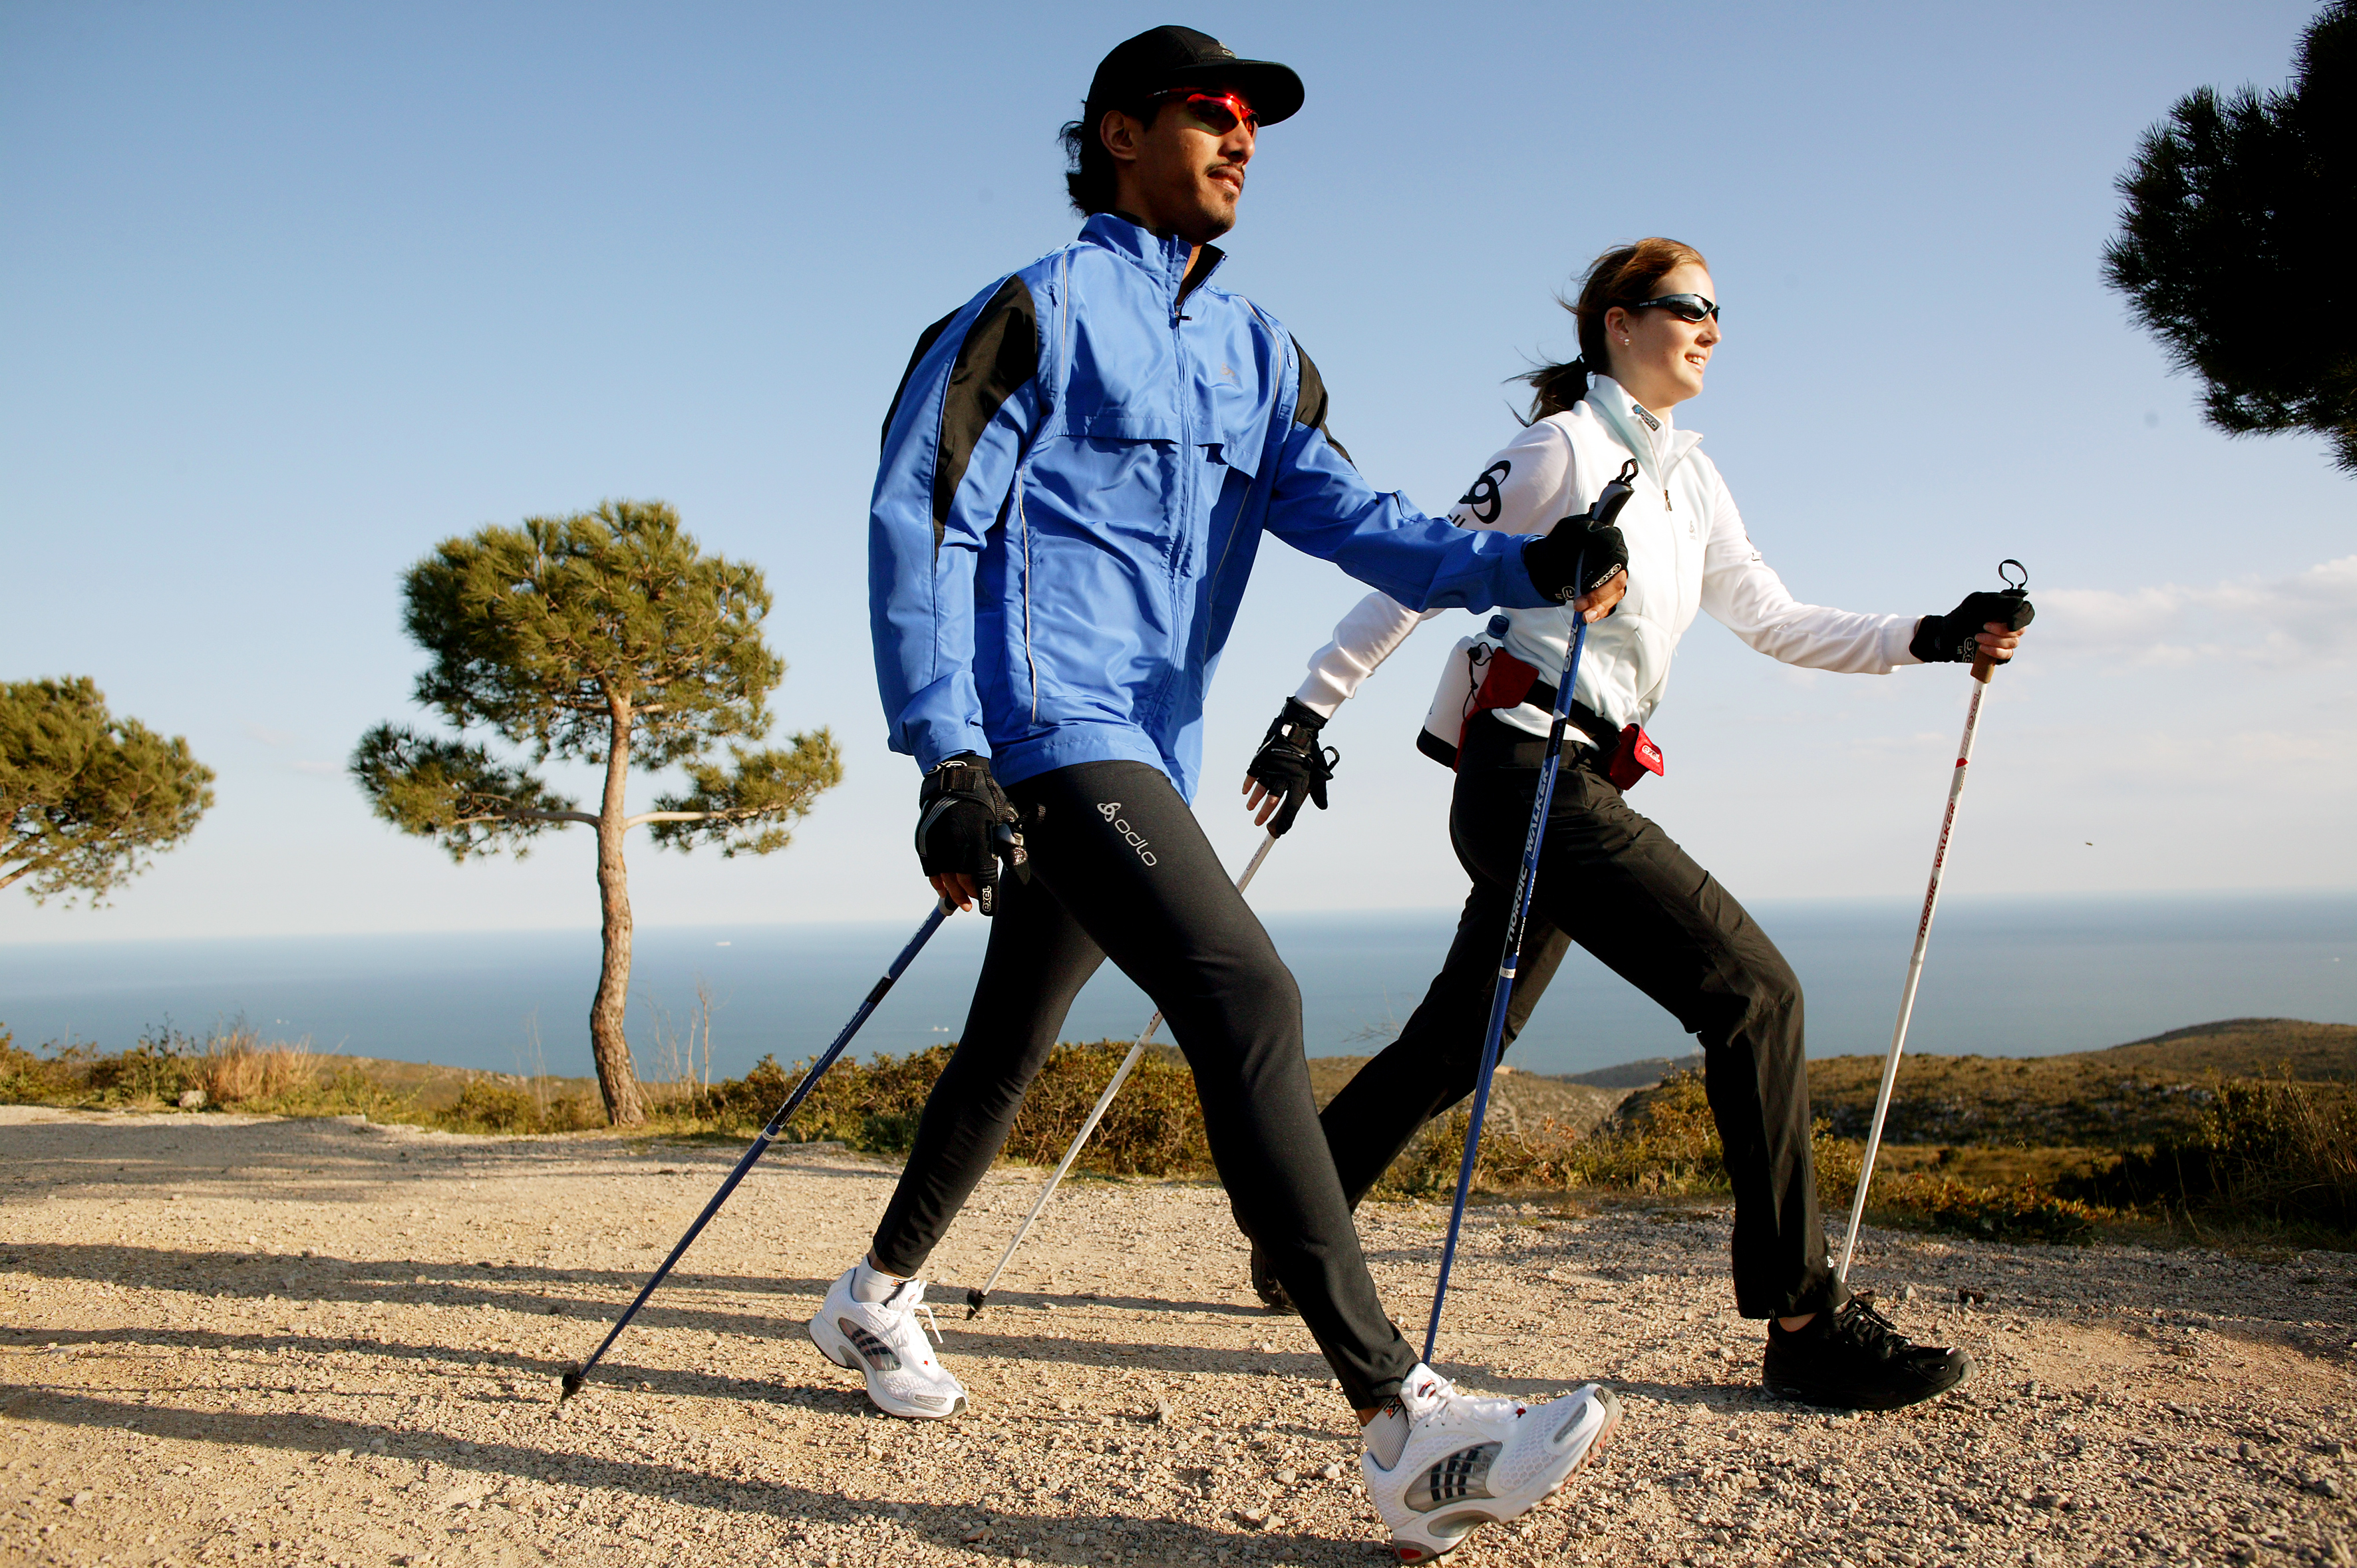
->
xmin=964 ymin=1287 xmax=986 ymax=1319
xmin=558 ymin=1368 xmax=585 ymax=1400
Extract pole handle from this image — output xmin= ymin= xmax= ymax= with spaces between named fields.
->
xmin=1971 ymin=653 xmax=1997 ymax=683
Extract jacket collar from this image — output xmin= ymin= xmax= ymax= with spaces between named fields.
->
xmin=1080 ymin=212 xmax=1225 ymax=301
xmin=1583 ymin=373 xmax=1704 ymax=488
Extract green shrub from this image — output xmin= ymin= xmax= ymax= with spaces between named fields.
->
xmin=444 ymin=1080 xmax=540 ymax=1132
xmin=1871 ymin=1174 xmax=2106 ymax=1243
xmin=82 ymin=1028 xmax=200 ymax=1102
xmin=685 ymin=1042 xmax=1215 ymax=1174
xmin=0 ymin=1028 xmax=87 ymax=1102
xmin=2061 ymin=1069 xmax=2357 ymax=1236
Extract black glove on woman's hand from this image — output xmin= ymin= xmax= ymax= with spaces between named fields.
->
xmin=1245 ymin=699 xmax=1337 ymax=836
xmin=915 ymin=754 xmax=1024 ymax=914
xmin=1910 ymin=589 xmax=2036 ymax=663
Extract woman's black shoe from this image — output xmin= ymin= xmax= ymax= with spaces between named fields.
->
xmin=1249 ymin=1242 xmax=1297 ymax=1315
xmin=1762 ymin=1294 xmax=1972 ymax=1411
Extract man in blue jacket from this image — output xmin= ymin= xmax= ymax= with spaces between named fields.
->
xmin=828 ymin=28 xmax=1626 ymax=1560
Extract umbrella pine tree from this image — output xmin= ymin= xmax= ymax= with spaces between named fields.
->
xmin=2 ymin=676 xmax=214 ymax=905
xmin=2104 ymin=0 xmax=2356 ymax=472
xmin=354 ymin=500 xmax=842 ymax=1126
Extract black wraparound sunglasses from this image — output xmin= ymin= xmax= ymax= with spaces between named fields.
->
xmin=1631 ymin=293 xmax=1721 ymax=323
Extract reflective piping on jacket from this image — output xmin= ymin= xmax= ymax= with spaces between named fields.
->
xmin=1023 ymin=250 xmax=1073 ymax=726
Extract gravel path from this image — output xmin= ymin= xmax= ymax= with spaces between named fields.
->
xmin=2 ymin=1105 xmax=2352 ymax=1568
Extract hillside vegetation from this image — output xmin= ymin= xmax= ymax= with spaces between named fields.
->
xmin=5 ymin=1017 xmax=2352 ymax=1247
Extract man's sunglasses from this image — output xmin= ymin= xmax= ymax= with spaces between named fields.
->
xmin=1632 ymin=293 xmax=1721 ymax=323
xmin=1150 ymin=88 xmax=1257 ymax=136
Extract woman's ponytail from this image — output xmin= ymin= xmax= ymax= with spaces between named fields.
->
xmin=1521 ymin=357 xmax=1593 ymax=420
xmin=1520 ymin=237 xmax=1709 ymax=422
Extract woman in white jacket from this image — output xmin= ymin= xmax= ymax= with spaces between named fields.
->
xmin=1241 ymin=238 xmax=2031 ymax=1413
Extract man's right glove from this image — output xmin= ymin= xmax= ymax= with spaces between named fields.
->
xmin=915 ymin=754 xmax=1024 ymax=915
xmin=1910 ymin=589 xmax=2036 ymax=663
xmin=1245 ymin=699 xmax=1338 ymax=836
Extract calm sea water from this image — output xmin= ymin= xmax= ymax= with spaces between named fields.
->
xmin=2 ymin=893 xmax=2352 ymax=1082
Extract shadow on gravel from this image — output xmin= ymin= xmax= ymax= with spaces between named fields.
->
xmin=0 ymin=1241 xmax=1262 ymax=1328
xmin=0 ymin=1386 xmax=1372 ymax=1565
xmin=0 ymin=1242 xmax=1336 ymax=1400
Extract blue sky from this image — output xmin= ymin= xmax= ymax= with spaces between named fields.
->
xmin=3 ymin=0 xmax=2348 ymax=943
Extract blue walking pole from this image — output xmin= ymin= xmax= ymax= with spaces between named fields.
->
xmin=559 ymin=898 xmax=955 ymax=1399
xmin=1423 ymin=460 xmax=1639 ymax=1366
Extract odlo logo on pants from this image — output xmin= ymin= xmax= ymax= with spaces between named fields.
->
xmin=1096 ymin=802 xmax=1158 ymax=866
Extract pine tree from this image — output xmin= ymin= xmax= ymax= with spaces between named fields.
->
xmin=2103 ymin=0 xmax=2356 ymax=472
xmin=353 ymin=500 xmax=842 ymax=1126
xmin=2 ymin=677 xmax=215 ymax=905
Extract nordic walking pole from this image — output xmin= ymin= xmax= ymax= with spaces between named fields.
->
xmin=1837 ymin=559 xmax=2031 ymax=1282
xmin=1424 ymin=460 xmax=1639 ymax=1366
xmin=560 ymin=897 xmax=956 ymax=1400
xmin=965 ymin=828 xmax=1281 ymax=1317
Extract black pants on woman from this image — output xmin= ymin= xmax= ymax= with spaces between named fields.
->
xmin=868 ymin=758 xmax=1419 ymax=1409
xmin=1320 ymin=712 xmax=1849 ymax=1322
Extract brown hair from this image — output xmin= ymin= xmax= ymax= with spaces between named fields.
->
xmin=1523 ymin=237 xmax=1710 ymax=420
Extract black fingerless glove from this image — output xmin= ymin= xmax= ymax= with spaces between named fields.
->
xmin=1910 ymin=589 xmax=2036 ymax=664
xmin=915 ymin=754 xmax=1024 ymax=915
xmin=1245 ymin=699 xmax=1338 ymax=836
xmin=1520 ymin=458 xmax=1640 ymax=606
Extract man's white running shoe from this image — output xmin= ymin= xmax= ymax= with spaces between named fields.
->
xmin=1360 ymin=1364 xmax=1619 ymax=1563
xmin=807 ymin=1264 xmax=968 ymax=1420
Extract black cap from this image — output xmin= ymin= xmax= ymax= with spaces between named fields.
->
xmin=1083 ymin=25 xmax=1305 ymax=129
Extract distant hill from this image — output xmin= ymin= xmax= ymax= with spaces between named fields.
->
xmin=1524 ymin=1018 xmax=2350 ymax=1150
xmin=1304 ymin=1054 xmax=1626 ymax=1138
xmin=1798 ymin=1017 xmax=2354 ymax=1145
xmin=2096 ymin=1017 xmax=2357 ymax=1082
xmin=1557 ymin=1054 xmax=1704 ymax=1090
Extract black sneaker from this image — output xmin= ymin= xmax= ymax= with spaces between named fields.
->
xmin=1762 ymin=1294 xmax=1972 ymax=1411
xmin=1249 ymin=1242 xmax=1297 ymax=1315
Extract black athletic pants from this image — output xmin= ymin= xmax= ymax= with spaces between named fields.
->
xmin=869 ymin=759 xmax=1420 ymax=1408
xmin=1319 ymin=713 xmax=1850 ymax=1322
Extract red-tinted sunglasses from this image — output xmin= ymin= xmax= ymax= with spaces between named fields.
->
xmin=1150 ymin=88 xmax=1257 ymax=136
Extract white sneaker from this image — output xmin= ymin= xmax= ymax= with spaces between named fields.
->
xmin=1360 ymin=1364 xmax=1619 ymax=1563
xmin=807 ymin=1263 xmax=969 ymax=1420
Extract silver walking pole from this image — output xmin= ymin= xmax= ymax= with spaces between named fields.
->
xmin=1837 ymin=559 xmax=2029 ymax=1281
xmin=965 ymin=829 xmax=1279 ymax=1317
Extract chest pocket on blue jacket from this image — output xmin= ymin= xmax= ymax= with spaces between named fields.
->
xmin=1037 ymin=322 xmax=1187 ymax=555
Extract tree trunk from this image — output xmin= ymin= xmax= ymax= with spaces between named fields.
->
xmin=589 ymin=697 xmax=646 ymax=1126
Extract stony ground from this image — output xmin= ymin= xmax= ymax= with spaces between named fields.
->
xmin=3 ymin=1106 xmax=2354 ymax=1568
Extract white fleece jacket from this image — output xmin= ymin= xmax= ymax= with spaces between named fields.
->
xmin=1292 ymin=375 xmax=1921 ymax=748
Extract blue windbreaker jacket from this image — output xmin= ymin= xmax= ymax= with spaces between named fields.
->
xmin=869 ymin=213 xmax=1547 ymax=800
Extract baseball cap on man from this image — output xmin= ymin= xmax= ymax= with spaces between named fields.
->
xmin=1084 ymin=25 xmax=1305 ymax=128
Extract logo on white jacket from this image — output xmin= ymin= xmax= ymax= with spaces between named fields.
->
xmin=1456 ymin=461 xmax=1509 ymax=524
xmin=1096 ymin=803 xmax=1158 ymax=866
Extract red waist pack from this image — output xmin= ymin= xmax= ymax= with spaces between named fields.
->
xmin=1464 ymin=646 xmax=1664 ymax=791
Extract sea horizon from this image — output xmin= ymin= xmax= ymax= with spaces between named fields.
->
xmin=3 ymin=889 xmax=2352 ymax=1084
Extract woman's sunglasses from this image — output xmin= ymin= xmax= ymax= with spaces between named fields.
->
xmin=1150 ymin=88 xmax=1257 ymax=136
xmin=1633 ymin=293 xmax=1721 ymax=323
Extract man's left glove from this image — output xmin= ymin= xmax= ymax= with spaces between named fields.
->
xmin=1910 ymin=589 xmax=2036 ymax=663
xmin=915 ymin=754 xmax=1025 ymax=915
xmin=1245 ymin=699 xmax=1338 ymax=836
xmin=1519 ymin=461 xmax=1641 ymax=607
xmin=1521 ymin=512 xmax=1629 ymax=607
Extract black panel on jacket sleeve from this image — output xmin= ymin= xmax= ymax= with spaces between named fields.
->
xmin=880 ymin=309 xmax=960 ymax=452
xmin=931 ymin=276 xmax=1040 ymax=551
xmin=1289 ymin=336 xmax=1353 ymax=465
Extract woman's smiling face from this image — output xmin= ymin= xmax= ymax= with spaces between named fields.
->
xmin=1605 ymin=262 xmax=1721 ymax=412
